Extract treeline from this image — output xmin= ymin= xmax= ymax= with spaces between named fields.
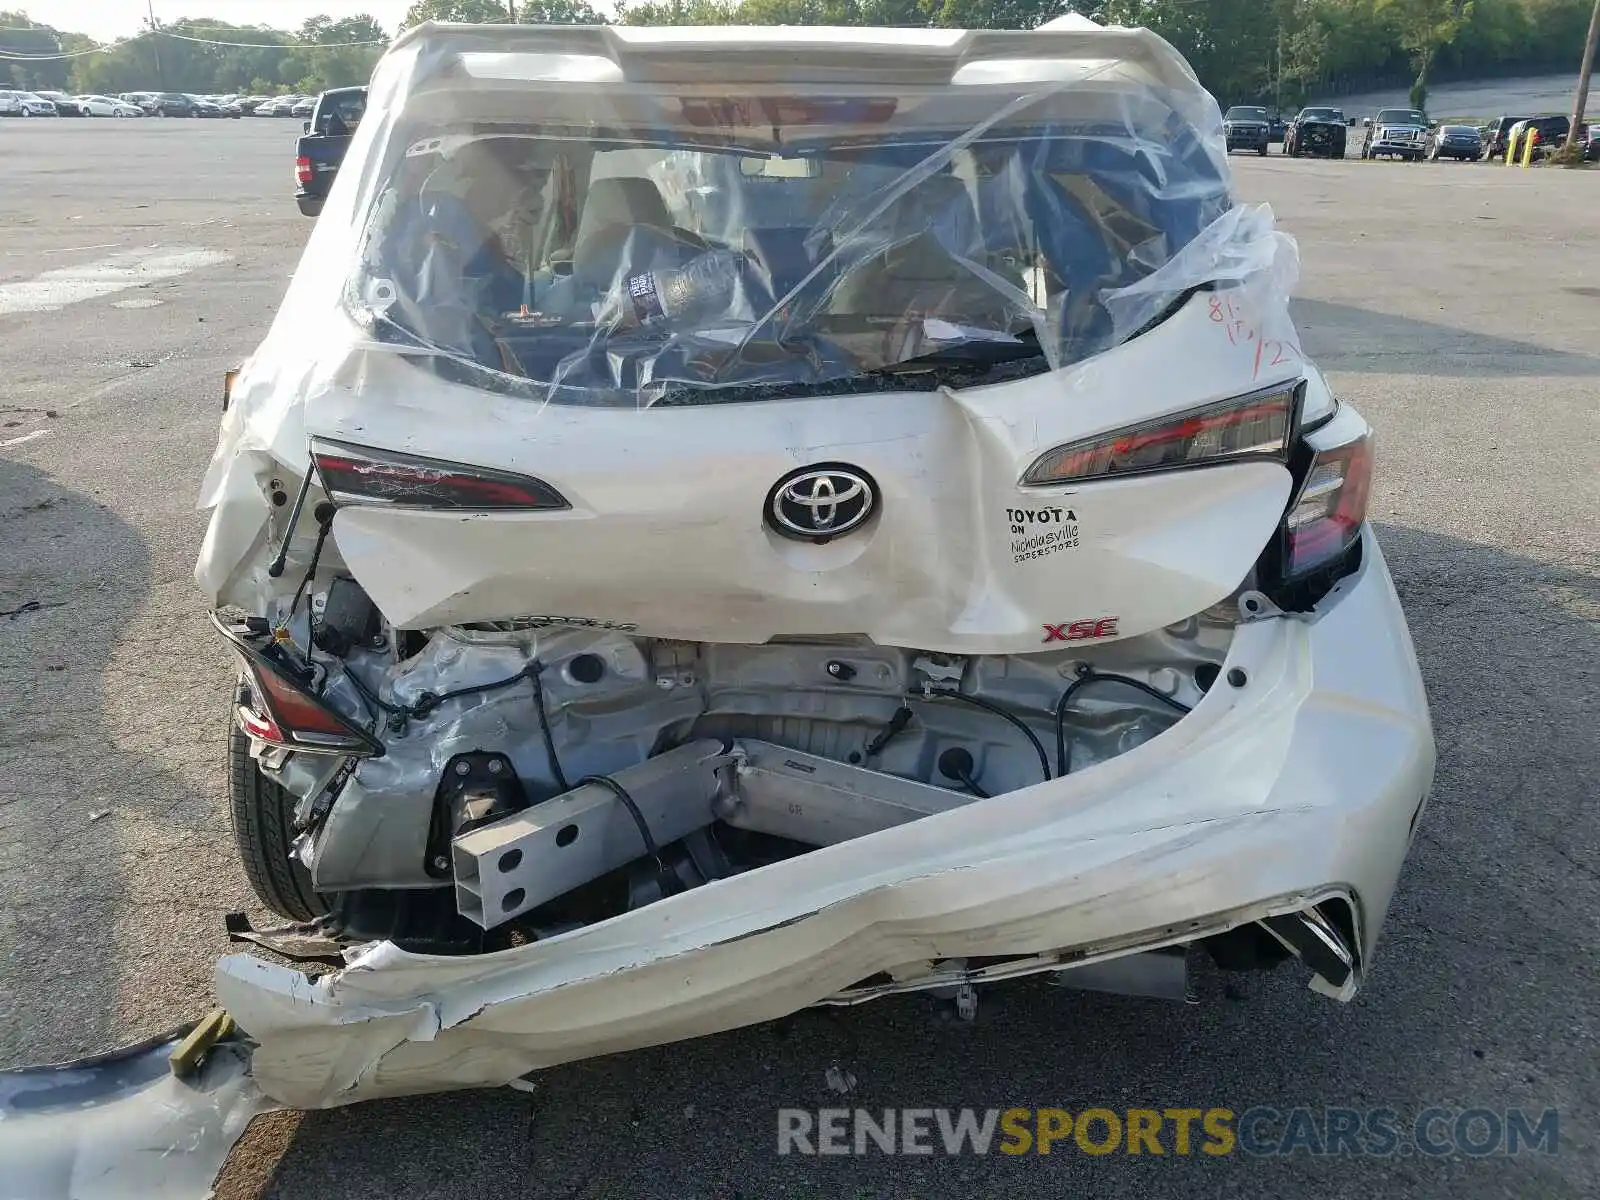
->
xmin=0 ymin=12 xmax=388 ymax=96
xmin=609 ymin=1 xmax=1596 ymax=107
xmin=3 ymin=0 xmax=1592 ymax=108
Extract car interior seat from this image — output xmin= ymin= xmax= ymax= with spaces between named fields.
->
xmin=821 ymin=171 xmax=1025 ymax=356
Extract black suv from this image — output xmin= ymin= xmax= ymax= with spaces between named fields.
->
xmin=140 ymin=92 xmax=196 ymax=117
xmin=1480 ymin=115 xmax=1531 ymax=161
xmin=1284 ymin=107 xmax=1347 ymax=158
xmin=1223 ymin=106 xmax=1271 ymax=156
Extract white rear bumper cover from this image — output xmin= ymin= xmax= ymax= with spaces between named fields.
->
xmin=219 ymin=529 xmax=1434 ymax=1108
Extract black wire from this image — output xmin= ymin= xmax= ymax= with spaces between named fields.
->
xmin=955 ymin=767 xmax=991 ymax=799
xmin=865 ymin=705 xmax=914 ymax=758
xmin=277 ymin=517 xmax=333 ymax=676
xmin=917 ymin=690 xmax=1051 ymax=783
xmin=342 ymin=661 xmax=408 ymax=715
xmin=529 ymin=662 xmax=570 ymax=793
xmin=1053 ymin=668 xmax=1194 ymax=776
xmin=578 ymin=773 xmax=660 ymax=859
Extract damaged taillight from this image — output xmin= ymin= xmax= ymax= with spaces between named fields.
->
xmin=1280 ymin=431 xmax=1373 ymax=577
xmin=213 ymin=614 xmax=383 ymax=757
xmin=1021 ymin=380 xmax=1301 ymax=486
xmin=311 ymin=438 xmax=569 ymax=511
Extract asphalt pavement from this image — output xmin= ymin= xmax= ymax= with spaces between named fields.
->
xmin=0 ymin=118 xmax=1596 ymax=1199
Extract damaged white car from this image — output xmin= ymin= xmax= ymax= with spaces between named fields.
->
xmin=196 ymin=18 xmax=1434 ymax=1108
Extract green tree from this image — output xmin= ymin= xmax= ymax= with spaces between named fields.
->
xmin=402 ymin=0 xmax=520 ymax=24
xmin=1374 ymin=0 xmax=1473 ymax=107
xmin=517 ymin=0 xmax=609 ymax=19
xmin=618 ymin=0 xmax=738 ymax=23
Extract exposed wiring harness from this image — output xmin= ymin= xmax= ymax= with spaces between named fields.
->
xmin=577 ymin=773 xmax=681 ymax=895
xmin=345 ymin=657 xmax=559 ymax=727
xmin=954 ymin=766 xmax=991 ymax=799
xmin=915 ymin=690 xmax=1052 ymax=783
xmin=1053 ymin=665 xmax=1193 ymax=776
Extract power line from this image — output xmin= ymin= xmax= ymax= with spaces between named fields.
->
xmin=0 ymin=28 xmax=389 ymax=61
xmin=159 ymin=30 xmax=388 ymax=50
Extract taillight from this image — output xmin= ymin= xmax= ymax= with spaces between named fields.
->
xmin=311 ymin=439 xmax=569 ymax=511
xmin=295 ymin=156 xmax=314 ymax=186
xmin=1280 ymin=431 xmax=1374 ymax=578
xmin=213 ymin=614 xmax=383 ymax=757
xmin=1021 ymin=380 xmax=1300 ymax=487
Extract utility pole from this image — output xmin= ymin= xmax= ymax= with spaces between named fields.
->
xmin=1275 ymin=21 xmax=1284 ymax=116
xmin=1566 ymin=0 xmax=1599 ymax=155
xmin=147 ymin=0 xmax=163 ymax=89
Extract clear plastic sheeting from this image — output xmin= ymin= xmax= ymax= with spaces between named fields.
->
xmin=283 ymin=23 xmax=1238 ymax=411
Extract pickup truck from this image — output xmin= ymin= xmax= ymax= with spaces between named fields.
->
xmin=295 ymin=86 xmax=367 ymax=217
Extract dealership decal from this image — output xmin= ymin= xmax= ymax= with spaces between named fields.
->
xmin=1042 ymin=617 xmax=1119 ymax=644
xmin=1006 ymin=507 xmax=1080 ymax=564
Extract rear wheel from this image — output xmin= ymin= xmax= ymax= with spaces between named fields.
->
xmin=227 ymin=719 xmax=326 ymax=922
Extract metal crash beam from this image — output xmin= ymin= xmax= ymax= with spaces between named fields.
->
xmin=453 ymin=739 xmax=732 ymax=928
xmin=717 ymin=740 xmax=976 ymax=845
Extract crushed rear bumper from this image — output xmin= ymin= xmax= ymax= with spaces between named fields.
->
xmin=218 ymin=527 xmax=1434 ymax=1108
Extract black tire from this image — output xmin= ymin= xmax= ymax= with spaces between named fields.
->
xmin=228 ymin=721 xmax=326 ymax=922
xmin=1258 ymin=144 xmax=1268 ymax=156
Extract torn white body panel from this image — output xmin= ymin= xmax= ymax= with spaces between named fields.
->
xmin=220 ymin=531 xmax=1433 ymax=1108
xmin=0 ymin=1035 xmax=271 ymax=1200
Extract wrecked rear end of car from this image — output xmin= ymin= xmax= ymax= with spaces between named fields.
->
xmin=195 ymin=20 xmax=1434 ymax=1108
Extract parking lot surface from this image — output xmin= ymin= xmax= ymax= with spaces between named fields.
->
xmin=1 ymin=118 xmax=1597 ymax=1198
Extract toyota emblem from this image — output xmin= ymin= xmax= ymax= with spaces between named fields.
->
xmin=766 ymin=465 xmax=879 ymax=543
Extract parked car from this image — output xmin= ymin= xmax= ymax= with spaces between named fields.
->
xmin=187 ymin=94 xmax=225 ymax=118
xmin=291 ymin=96 xmax=318 ymax=119
xmin=140 ymin=92 xmax=197 ymax=117
xmin=1505 ymin=115 xmax=1571 ymax=162
xmin=1222 ymin=104 xmax=1270 ymax=155
xmin=261 ymin=96 xmax=307 ymax=117
xmin=1426 ymin=123 xmax=1482 ymax=161
xmin=0 ymin=90 xmax=58 ymax=116
xmin=1360 ymin=107 xmax=1428 ymax=160
xmin=35 ymin=90 xmax=87 ymax=116
xmin=1584 ymin=124 xmax=1600 ymax=161
xmin=76 ymin=94 xmax=146 ymax=117
xmin=1283 ymin=106 xmax=1347 ymax=158
xmin=1479 ymin=114 xmax=1532 ymax=161
xmin=295 ymin=86 xmax=368 ymax=217
xmin=200 ymin=20 xmax=1435 ymax=1109
xmin=248 ymin=95 xmax=283 ymax=116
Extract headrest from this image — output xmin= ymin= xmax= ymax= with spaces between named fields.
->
xmin=579 ymin=176 xmax=673 ymax=234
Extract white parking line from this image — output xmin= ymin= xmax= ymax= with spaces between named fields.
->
xmin=0 ymin=247 xmax=231 ymax=316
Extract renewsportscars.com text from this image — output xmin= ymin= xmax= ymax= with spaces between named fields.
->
xmin=777 ymin=1106 xmax=1559 ymax=1158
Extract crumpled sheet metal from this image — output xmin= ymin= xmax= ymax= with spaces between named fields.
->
xmin=193 ymin=21 xmax=1302 ymax=611
xmin=216 ymin=559 xmax=1435 ymax=1109
xmin=0 ymin=1034 xmax=272 ymax=1200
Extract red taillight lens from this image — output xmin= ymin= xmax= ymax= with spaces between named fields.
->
xmin=213 ymin=614 xmax=382 ymax=757
xmin=295 ymin=155 xmax=314 ymax=186
xmin=311 ymin=439 xmax=569 ymax=511
xmin=1021 ymin=381 xmax=1300 ymax=487
xmin=1281 ymin=432 xmax=1374 ymax=577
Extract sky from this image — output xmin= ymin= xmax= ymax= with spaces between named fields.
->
xmin=21 ymin=2 xmax=418 ymax=42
